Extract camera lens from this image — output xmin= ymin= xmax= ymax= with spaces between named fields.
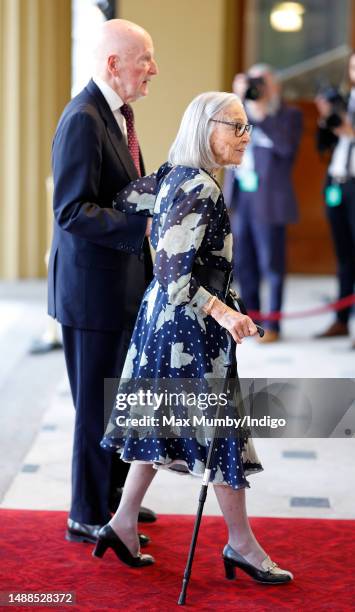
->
xmin=245 ymin=85 xmax=261 ymax=101
xmin=244 ymin=77 xmax=265 ymax=101
xmin=325 ymin=113 xmax=343 ymax=130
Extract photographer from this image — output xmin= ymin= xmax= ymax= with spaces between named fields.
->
xmin=224 ymin=64 xmax=303 ymax=342
xmin=314 ymin=50 xmax=355 ymax=348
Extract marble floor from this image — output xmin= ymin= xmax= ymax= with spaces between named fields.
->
xmin=0 ymin=277 xmax=354 ymax=520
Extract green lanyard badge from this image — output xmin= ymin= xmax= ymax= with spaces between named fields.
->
xmin=239 ymin=170 xmax=259 ymax=193
xmin=325 ymin=184 xmax=342 ymax=207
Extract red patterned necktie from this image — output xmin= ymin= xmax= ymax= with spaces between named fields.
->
xmin=120 ymin=103 xmax=141 ymax=176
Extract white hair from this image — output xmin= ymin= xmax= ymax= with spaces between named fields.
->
xmin=168 ymin=91 xmax=243 ymax=171
xmin=248 ymin=63 xmax=280 ymax=81
xmin=249 ymin=63 xmax=274 ymax=75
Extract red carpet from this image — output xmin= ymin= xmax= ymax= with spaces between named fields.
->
xmin=0 ymin=510 xmax=354 ymax=612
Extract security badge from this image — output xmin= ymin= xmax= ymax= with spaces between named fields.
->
xmin=239 ymin=170 xmax=259 ymax=192
xmin=325 ymin=183 xmax=342 ymax=207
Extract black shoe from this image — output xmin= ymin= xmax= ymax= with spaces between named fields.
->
xmin=110 ymin=488 xmax=157 ymax=523
xmin=222 ymin=545 xmax=293 ymax=585
xmin=29 ymin=338 xmax=63 ymax=354
xmin=93 ymin=524 xmax=154 ymax=568
xmin=66 ymin=519 xmax=150 ymax=547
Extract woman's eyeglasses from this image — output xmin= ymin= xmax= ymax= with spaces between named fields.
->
xmin=210 ymin=119 xmax=253 ymax=138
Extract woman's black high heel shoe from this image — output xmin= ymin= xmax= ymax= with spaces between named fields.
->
xmin=223 ymin=544 xmax=293 ymax=585
xmin=92 ymin=524 xmax=154 ymax=568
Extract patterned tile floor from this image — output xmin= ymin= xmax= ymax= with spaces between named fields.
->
xmin=0 ymin=277 xmax=354 ymax=519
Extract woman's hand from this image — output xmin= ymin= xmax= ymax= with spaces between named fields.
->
xmin=207 ymin=299 xmax=258 ymax=344
xmin=145 ymin=218 xmax=152 ymax=237
xmin=333 ymin=115 xmax=354 ymax=138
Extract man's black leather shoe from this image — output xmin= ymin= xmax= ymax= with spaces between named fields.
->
xmin=65 ymin=519 xmax=101 ymax=543
xmin=66 ymin=519 xmax=150 ymax=547
xmin=109 ymin=488 xmax=157 ymax=523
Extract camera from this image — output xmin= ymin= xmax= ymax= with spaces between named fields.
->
xmin=245 ymin=76 xmax=266 ymax=101
xmin=318 ymin=86 xmax=347 ymax=130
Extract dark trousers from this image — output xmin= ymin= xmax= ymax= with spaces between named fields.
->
xmin=325 ymin=179 xmax=355 ymax=324
xmin=233 ymin=195 xmax=286 ymax=332
xmin=62 ymin=325 xmax=132 ymax=524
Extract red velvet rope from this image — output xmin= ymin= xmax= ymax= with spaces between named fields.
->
xmin=248 ymin=293 xmax=355 ymax=321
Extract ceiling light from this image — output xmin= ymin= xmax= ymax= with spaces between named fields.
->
xmin=270 ymin=2 xmax=305 ymax=32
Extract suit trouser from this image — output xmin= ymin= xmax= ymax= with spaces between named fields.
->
xmin=62 ymin=325 xmax=132 ymax=525
xmin=325 ymin=179 xmax=355 ymax=324
xmin=232 ymin=195 xmax=286 ymax=332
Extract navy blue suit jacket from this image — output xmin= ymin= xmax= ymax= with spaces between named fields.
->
xmin=224 ymin=103 xmax=303 ymax=225
xmin=48 ymin=80 xmax=148 ymax=331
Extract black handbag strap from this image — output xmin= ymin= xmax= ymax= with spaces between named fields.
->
xmin=193 ymin=265 xmax=232 ymax=298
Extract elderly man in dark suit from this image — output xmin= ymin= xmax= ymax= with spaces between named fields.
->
xmin=48 ymin=19 xmax=158 ymax=543
xmin=224 ymin=64 xmax=303 ymax=342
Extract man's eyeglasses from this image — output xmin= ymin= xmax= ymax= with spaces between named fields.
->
xmin=210 ymin=119 xmax=253 ymax=138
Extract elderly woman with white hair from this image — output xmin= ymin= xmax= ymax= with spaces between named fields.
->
xmin=96 ymin=91 xmax=293 ymax=586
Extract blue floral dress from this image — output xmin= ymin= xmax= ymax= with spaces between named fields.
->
xmin=101 ymin=163 xmax=262 ymax=489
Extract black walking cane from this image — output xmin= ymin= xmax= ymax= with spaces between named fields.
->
xmin=178 ymin=296 xmax=263 ymax=606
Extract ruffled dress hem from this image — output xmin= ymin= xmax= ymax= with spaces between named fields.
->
xmin=101 ymin=441 xmax=263 ymax=490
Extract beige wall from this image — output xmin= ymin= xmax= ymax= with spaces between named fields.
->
xmin=119 ymin=0 xmax=236 ymax=172
xmin=0 ymin=0 xmax=238 ymax=278
xmin=0 ymin=0 xmax=71 ymax=279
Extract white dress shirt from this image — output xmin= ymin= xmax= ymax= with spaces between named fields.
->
xmin=92 ymin=77 xmax=127 ymax=142
xmin=348 ymin=88 xmax=355 ymax=116
xmin=329 ymin=136 xmax=355 ymax=179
